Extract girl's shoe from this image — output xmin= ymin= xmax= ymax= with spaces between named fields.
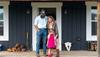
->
xmin=47 ymin=54 xmax=52 ymax=57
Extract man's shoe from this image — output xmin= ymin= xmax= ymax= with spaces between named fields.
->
xmin=43 ymin=54 xmax=47 ymax=57
xmin=37 ymin=55 xmax=40 ymax=57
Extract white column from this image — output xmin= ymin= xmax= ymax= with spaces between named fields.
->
xmin=32 ymin=7 xmax=38 ymax=51
xmin=56 ymin=7 xmax=62 ymax=51
xmin=97 ymin=2 xmax=100 ymax=57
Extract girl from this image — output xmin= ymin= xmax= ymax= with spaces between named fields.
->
xmin=47 ymin=16 xmax=59 ymax=57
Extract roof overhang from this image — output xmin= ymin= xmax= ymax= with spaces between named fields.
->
xmin=0 ymin=0 xmax=97 ymax=2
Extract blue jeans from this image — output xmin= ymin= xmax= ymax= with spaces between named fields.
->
xmin=36 ymin=28 xmax=47 ymax=54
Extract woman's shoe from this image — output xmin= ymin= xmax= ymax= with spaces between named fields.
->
xmin=56 ymin=54 xmax=59 ymax=57
xmin=56 ymin=49 xmax=59 ymax=57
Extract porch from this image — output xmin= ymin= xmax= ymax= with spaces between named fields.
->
xmin=0 ymin=51 xmax=97 ymax=57
xmin=0 ymin=0 xmax=99 ymax=57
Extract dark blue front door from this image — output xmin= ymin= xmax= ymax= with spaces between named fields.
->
xmin=9 ymin=4 xmax=32 ymax=50
xmin=62 ymin=2 xmax=87 ymax=50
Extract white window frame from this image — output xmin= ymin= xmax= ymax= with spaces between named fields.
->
xmin=86 ymin=2 xmax=97 ymax=41
xmin=0 ymin=1 xmax=9 ymax=41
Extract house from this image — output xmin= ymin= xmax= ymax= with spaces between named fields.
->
xmin=0 ymin=0 xmax=97 ymax=51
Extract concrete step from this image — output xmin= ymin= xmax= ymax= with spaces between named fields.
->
xmin=0 ymin=51 xmax=97 ymax=57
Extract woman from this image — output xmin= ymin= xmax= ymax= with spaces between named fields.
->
xmin=47 ymin=16 xmax=59 ymax=57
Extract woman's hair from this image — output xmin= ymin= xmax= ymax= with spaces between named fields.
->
xmin=47 ymin=16 xmax=58 ymax=35
xmin=48 ymin=16 xmax=55 ymax=24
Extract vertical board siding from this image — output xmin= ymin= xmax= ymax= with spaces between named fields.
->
xmin=62 ymin=2 xmax=87 ymax=50
xmin=0 ymin=2 xmax=32 ymax=50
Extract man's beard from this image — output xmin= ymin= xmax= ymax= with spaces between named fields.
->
xmin=40 ymin=15 xmax=45 ymax=18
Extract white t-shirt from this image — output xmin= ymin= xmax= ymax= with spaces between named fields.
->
xmin=34 ymin=15 xmax=48 ymax=28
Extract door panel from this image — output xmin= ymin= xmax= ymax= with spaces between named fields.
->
xmin=62 ymin=4 xmax=87 ymax=50
xmin=9 ymin=5 xmax=32 ymax=50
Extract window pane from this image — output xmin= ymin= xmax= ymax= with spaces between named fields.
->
xmin=92 ymin=22 xmax=97 ymax=35
xmin=91 ymin=6 xmax=97 ymax=20
xmin=0 ymin=21 xmax=3 ymax=35
xmin=0 ymin=6 xmax=3 ymax=20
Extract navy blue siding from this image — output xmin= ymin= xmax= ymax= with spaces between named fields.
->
xmin=62 ymin=2 xmax=88 ymax=50
xmin=0 ymin=2 xmax=32 ymax=50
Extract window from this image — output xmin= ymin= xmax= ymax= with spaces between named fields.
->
xmin=0 ymin=6 xmax=4 ymax=35
xmin=0 ymin=2 xmax=9 ymax=41
xmin=86 ymin=2 xmax=97 ymax=41
xmin=91 ymin=6 xmax=97 ymax=35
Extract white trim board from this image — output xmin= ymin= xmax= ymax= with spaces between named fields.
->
xmin=31 ymin=2 xmax=62 ymax=51
xmin=85 ymin=2 xmax=97 ymax=41
xmin=0 ymin=1 xmax=9 ymax=41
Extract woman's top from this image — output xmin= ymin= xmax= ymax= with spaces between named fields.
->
xmin=47 ymin=21 xmax=59 ymax=38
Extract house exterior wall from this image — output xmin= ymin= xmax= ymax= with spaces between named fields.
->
xmin=0 ymin=1 xmax=88 ymax=50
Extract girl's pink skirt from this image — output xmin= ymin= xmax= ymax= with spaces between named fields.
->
xmin=47 ymin=34 xmax=56 ymax=49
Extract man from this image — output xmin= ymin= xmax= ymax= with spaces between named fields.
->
xmin=34 ymin=10 xmax=48 ymax=57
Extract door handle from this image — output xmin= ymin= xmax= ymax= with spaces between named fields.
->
xmin=26 ymin=32 xmax=29 ymax=39
xmin=26 ymin=32 xmax=29 ymax=50
xmin=76 ymin=37 xmax=81 ymax=41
